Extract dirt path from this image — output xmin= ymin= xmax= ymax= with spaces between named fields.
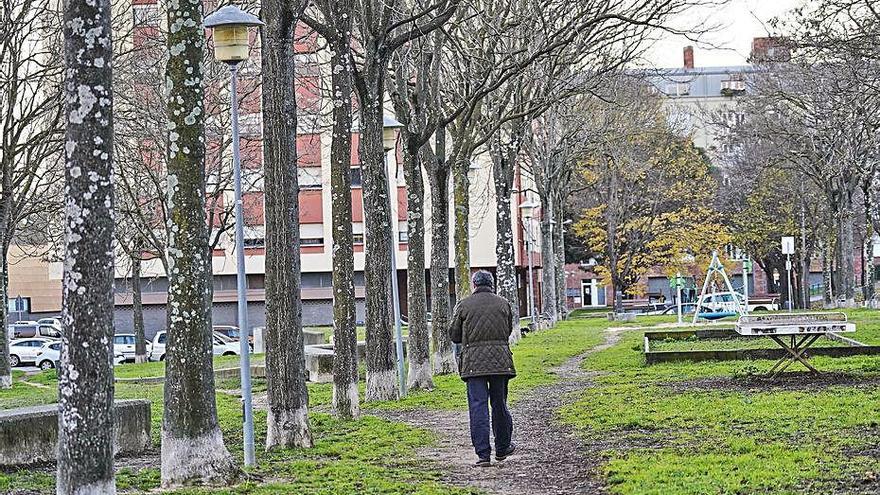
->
xmin=377 ymin=328 xmax=623 ymax=495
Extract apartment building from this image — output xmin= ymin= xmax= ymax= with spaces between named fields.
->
xmin=564 ymin=39 xmax=796 ymax=309
xmin=6 ymin=1 xmax=544 ymax=337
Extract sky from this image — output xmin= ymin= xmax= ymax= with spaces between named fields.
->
xmin=643 ymin=0 xmax=802 ymax=69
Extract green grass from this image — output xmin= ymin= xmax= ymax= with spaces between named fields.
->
xmin=367 ymin=317 xmax=607 ymax=411
xmin=560 ymin=309 xmax=880 ymax=495
xmin=0 ymin=317 xmax=608 ymax=493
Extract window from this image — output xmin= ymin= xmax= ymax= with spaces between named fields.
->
xmin=158 ymin=333 xmax=167 ymax=344
xmin=350 ymin=166 xmax=362 ymax=187
xmin=721 ymin=79 xmax=746 ymax=92
xmin=298 ymin=167 xmax=322 ymax=190
xmin=302 ymin=237 xmax=324 ymax=246
xmin=244 ymin=238 xmax=265 ymax=249
xmin=398 ymin=231 xmax=408 ymax=243
xmin=133 ymin=4 xmax=159 ymax=26
xmin=353 ymin=233 xmax=364 ymax=245
xmin=664 ymin=82 xmax=690 ymax=96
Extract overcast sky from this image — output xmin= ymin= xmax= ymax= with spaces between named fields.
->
xmin=642 ymin=0 xmax=802 ymax=69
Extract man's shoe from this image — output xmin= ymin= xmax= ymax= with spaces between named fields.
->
xmin=475 ymin=458 xmax=491 ymax=467
xmin=495 ymin=444 xmax=516 ymax=461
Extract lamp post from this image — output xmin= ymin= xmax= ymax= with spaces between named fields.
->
xmin=383 ymin=115 xmax=406 ymax=398
xmin=519 ymin=200 xmax=539 ymax=329
xmin=203 ymin=5 xmax=263 ymax=468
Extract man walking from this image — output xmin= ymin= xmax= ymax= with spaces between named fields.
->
xmin=450 ymin=270 xmax=516 ymax=467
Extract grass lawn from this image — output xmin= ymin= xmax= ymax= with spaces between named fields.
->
xmin=0 ymin=316 xmax=606 ymax=494
xmin=560 ymin=308 xmax=880 ymax=495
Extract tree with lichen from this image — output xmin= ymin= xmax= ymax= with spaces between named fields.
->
xmin=390 ymin=41 xmax=434 ymax=390
xmin=159 ymin=0 xmax=236 ymax=486
xmin=56 ymin=0 xmax=116 ymax=490
xmin=303 ymin=0 xmax=361 ymax=418
xmin=261 ymin=0 xmax=313 ymax=448
xmin=0 ymin=0 xmax=64 ymax=389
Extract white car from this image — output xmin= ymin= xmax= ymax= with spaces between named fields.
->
xmin=35 ymin=341 xmax=61 ymax=370
xmin=149 ymin=331 xmax=241 ymax=362
xmin=113 ymin=334 xmax=152 ymax=363
xmin=9 ymin=338 xmax=53 ymax=368
xmin=36 ymin=317 xmax=62 ymax=327
xmin=33 ymin=341 xmax=124 ymax=370
xmin=697 ymin=291 xmax=779 ymax=313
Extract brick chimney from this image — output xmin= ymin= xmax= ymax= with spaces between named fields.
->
xmin=750 ymin=37 xmax=791 ymax=63
xmin=683 ymin=46 xmax=694 ymax=69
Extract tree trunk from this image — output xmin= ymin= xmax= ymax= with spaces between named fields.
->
xmin=132 ymin=253 xmax=147 ymax=364
xmin=553 ymin=203 xmax=567 ymax=319
xmin=452 ymin=156 xmax=471 ymax=303
xmin=161 ymin=0 xmax=236 ymax=485
xmin=359 ymin=78 xmax=398 ymax=402
xmin=840 ymin=198 xmax=856 ymax=306
xmin=822 ymin=242 xmax=834 ymax=307
xmin=57 ymin=0 xmax=116 ymax=489
xmin=261 ymin=2 xmax=312 ymax=449
xmin=403 ymin=134 xmax=433 ymax=390
xmin=327 ymin=29 xmax=359 ymax=418
xmin=427 ymin=145 xmax=455 ymax=374
xmin=491 ymin=147 xmax=520 ymax=344
xmin=539 ymin=199 xmax=557 ymax=323
xmin=0 ymin=248 xmax=11 ymax=388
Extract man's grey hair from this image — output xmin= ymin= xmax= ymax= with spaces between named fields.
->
xmin=472 ymin=270 xmax=494 ymax=288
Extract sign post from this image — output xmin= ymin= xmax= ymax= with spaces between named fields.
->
xmin=781 ymin=236 xmax=796 ymax=311
xmin=675 ymin=273 xmax=683 ymax=324
xmin=742 ymin=258 xmax=751 ymax=315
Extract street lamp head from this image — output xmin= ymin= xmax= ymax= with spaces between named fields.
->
xmin=519 ymin=200 xmax=540 ymax=219
xmin=203 ymin=5 xmax=264 ymax=63
xmin=383 ymin=115 xmax=404 ymax=152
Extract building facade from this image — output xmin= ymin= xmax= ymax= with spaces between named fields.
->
xmin=6 ymin=1 xmax=545 ymax=338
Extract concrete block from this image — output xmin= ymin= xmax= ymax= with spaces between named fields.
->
xmin=302 ymin=328 xmax=325 ymax=346
xmin=0 ymin=399 xmax=151 ymax=466
xmin=303 ymin=345 xmax=334 ymax=383
xmin=253 ymin=326 xmax=265 ymax=354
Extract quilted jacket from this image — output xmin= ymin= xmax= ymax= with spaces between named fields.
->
xmin=449 ymin=286 xmax=516 ymax=380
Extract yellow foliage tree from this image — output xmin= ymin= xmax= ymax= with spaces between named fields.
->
xmin=574 ymin=132 xmax=729 ymax=304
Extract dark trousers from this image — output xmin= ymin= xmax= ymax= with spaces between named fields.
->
xmin=466 ymin=375 xmax=513 ymax=459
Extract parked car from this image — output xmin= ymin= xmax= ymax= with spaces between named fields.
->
xmin=659 ymin=303 xmax=707 ymax=315
xmin=36 ymin=317 xmax=62 ymax=327
xmin=34 ymin=341 xmax=125 ymax=370
xmin=113 ymin=334 xmax=152 ymax=363
xmin=149 ymin=331 xmax=241 ymax=362
xmin=9 ymin=338 xmax=53 ymax=367
xmin=35 ymin=341 xmax=61 ymax=370
xmin=9 ymin=323 xmax=60 ymax=340
xmin=212 ymin=325 xmax=254 ymax=344
xmin=697 ymin=291 xmax=778 ymax=313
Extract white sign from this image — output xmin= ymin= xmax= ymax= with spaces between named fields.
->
xmin=781 ymin=236 xmax=795 ymax=255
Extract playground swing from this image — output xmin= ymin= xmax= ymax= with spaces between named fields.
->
xmin=691 ymin=250 xmax=744 ymax=323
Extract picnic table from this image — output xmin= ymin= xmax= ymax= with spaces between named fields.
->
xmin=734 ymin=312 xmax=856 ymax=377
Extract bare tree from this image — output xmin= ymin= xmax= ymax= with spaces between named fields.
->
xmin=738 ymin=58 xmax=880 ymax=306
xmin=56 ymin=0 xmax=116 ymax=491
xmin=160 ymin=0 xmax=236 ymax=485
xmin=303 ymin=0 xmax=361 ymax=418
xmin=261 ymin=0 xmax=313 ymax=449
xmin=0 ymin=0 xmax=64 ymax=388
xmin=344 ymin=0 xmax=458 ymax=401
xmin=390 ymin=35 xmax=434 ymax=390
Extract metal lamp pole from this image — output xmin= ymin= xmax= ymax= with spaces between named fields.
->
xmin=203 ymin=5 xmax=264 ymax=468
xmin=384 ymin=116 xmax=406 ymax=398
xmin=519 ymin=200 xmax=539 ymax=328
xmin=522 ymin=217 xmax=536 ymax=327
xmin=228 ymin=62 xmax=255 ymax=468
